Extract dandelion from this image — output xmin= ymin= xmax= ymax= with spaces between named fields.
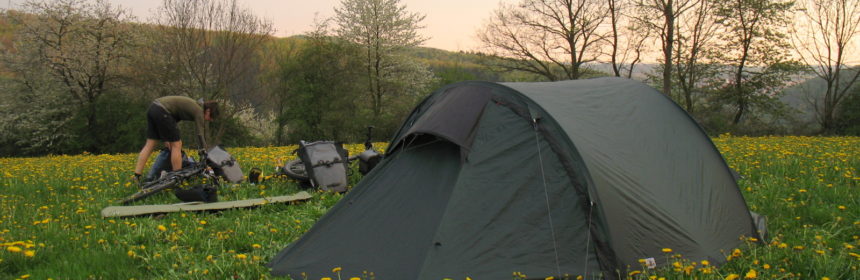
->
xmin=545 ymin=277 xmax=555 ymax=280
xmin=662 ymin=248 xmax=673 ymax=253
xmin=726 ymin=274 xmax=740 ymax=280
xmin=332 ymin=267 xmax=342 ymax=273
xmin=235 ymin=254 xmax=247 ymax=260
xmin=838 ymin=205 xmax=846 ymax=210
xmin=6 ymin=246 xmax=21 ymax=253
xmin=23 ymin=250 xmax=35 ymax=257
xmin=157 ymin=225 xmax=167 ymax=232
xmin=745 ymin=269 xmax=757 ymax=279
xmin=732 ymin=248 xmax=742 ymax=257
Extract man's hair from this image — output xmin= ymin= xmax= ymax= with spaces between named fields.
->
xmin=204 ymin=101 xmax=219 ymax=119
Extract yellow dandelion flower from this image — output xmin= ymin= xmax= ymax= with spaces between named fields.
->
xmin=701 ymin=260 xmax=710 ymax=266
xmin=23 ymin=250 xmax=35 ymax=257
xmin=199 ymin=220 xmax=207 ymax=225
xmin=127 ymin=250 xmax=135 ymax=257
xmin=350 ymin=278 xmax=361 ymax=280
xmin=763 ymin=264 xmax=771 ymax=269
xmin=235 ymin=254 xmax=247 ymax=260
xmin=732 ymin=248 xmax=742 ymax=257
xmin=332 ymin=267 xmax=342 ymax=273
xmin=6 ymin=246 xmax=21 ymax=253
xmin=662 ymin=248 xmax=673 ymax=253
xmin=545 ymin=277 xmax=555 ymax=280
xmin=822 ymin=277 xmax=830 ymax=280
xmin=252 ymin=244 xmax=262 ymax=249
xmin=745 ymin=269 xmax=757 ymax=279
xmin=725 ymin=274 xmax=740 ymax=280
xmin=157 ymin=225 xmax=167 ymax=232
xmin=838 ymin=205 xmax=846 ymax=210
xmin=20 ymin=275 xmax=30 ymax=279
xmin=321 ymin=278 xmax=332 ymax=280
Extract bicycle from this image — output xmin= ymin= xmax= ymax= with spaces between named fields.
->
xmin=119 ymin=145 xmax=241 ymax=205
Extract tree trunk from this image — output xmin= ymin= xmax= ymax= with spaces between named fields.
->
xmin=662 ymin=0 xmax=675 ymax=97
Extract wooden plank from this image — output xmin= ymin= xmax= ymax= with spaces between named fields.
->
xmin=101 ymin=191 xmax=313 ymax=218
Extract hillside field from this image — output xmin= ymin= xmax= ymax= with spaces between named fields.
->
xmin=0 ymin=137 xmax=858 ymax=279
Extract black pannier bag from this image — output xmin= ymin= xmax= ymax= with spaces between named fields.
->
xmin=357 ymin=148 xmax=382 ymax=176
xmin=206 ymin=146 xmax=244 ymax=183
xmin=174 ymin=184 xmax=218 ymax=203
xmin=297 ymin=141 xmax=349 ymax=192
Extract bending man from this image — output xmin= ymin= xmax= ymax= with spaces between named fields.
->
xmin=133 ymin=96 xmax=219 ymax=183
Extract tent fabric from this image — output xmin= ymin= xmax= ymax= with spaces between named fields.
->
xmin=401 ymin=85 xmax=493 ymax=151
xmin=268 ymin=77 xmax=759 ymax=279
xmin=504 ymin=79 xmax=757 ymax=267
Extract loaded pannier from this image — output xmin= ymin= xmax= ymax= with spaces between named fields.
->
xmin=206 ymin=146 xmax=244 ymax=183
xmin=296 ymin=141 xmax=349 ymax=192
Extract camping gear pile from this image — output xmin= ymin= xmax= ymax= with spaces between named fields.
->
xmin=267 ymin=78 xmax=768 ymax=279
xmin=276 ymin=126 xmax=384 ymax=192
xmin=117 ymin=146 xmax=244 ymax=205
xmin=105 ymin=146 xmax=317 ymax=218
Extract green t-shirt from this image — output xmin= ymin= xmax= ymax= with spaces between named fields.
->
xmin=154 ymin=96 xmax=207 ymax=148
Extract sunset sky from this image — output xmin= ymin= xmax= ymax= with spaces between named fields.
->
xmin=0 ymin=0 xmax=508 ymax=52
xmin=2 ymin=0 xmax=858 ymax=64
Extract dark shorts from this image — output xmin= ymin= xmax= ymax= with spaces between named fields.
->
xmin=146 ymin=103 xmax=181 ymax=142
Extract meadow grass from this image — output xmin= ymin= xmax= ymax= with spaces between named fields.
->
xmin=0 ymin=137 xmax=858 ymax=280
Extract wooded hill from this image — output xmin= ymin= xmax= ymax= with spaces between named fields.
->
xmin=0 ymin=4 xmax=857 ymax=157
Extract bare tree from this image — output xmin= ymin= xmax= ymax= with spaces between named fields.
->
xmin=149 ymin=0 xmax=273 ymax=144
xmin=4 ymin=0 xmax=136 ymax=151
xmin=792 ymin=0 xmax=860 ymax=132
xmin=606 ymin=0 xmax=654 ymax=78
xmin=477 ymin=0 xmax=609 ymax=81
xmin=672 ymin=0 xmax=720 ymax=112
xmin=632 ymin=0 xmax=700 ymax=96
xmin=714 ymin=0 xmax=797 ymax=124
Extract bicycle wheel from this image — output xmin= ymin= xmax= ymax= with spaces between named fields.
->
xmin=282 ymin=159 xmax=309 ymax=182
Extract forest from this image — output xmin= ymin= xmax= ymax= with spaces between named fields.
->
xmin=0 ymin=0 xmax=858 ymax=157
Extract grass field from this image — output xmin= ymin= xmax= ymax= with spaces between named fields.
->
xmin=0 ymin=136 xmax=858 ymax=280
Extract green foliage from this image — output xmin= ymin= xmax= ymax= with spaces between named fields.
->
xmin=834 ymin=86 xmax=860 ymax=135
xmin=62 ymin=93 xmax=148 ymax=154
xmin=276 ymin=31 xmax=367 ymax=144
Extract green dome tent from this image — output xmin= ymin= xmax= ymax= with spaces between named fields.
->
xmin=268 ymin=78 xmax=763 ymax=279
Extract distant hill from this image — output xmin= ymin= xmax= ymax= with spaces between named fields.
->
xmin=780 ymin=67 xmax=860 ymax=131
